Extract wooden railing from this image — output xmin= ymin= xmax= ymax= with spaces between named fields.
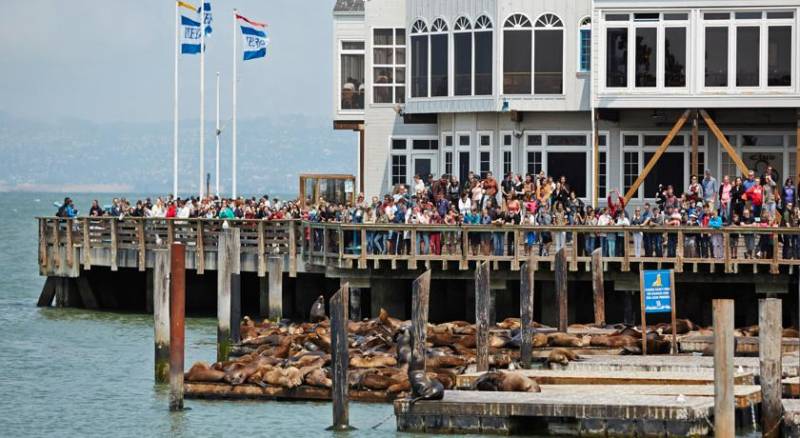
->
xmin=38 ymin=217 xmax=800 ymax=275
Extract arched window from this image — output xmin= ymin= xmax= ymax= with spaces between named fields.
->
xmin=430 ymin=18 xmax=449 ymax=96
xmin=578 ymin=17 xmax=591 ymax=72
xmin=474 ymin=15 xmax=493 ymax=95
xmin=534 ymin=13 xmax=563 ymax=94
xmin=503 ymin=14 xmax=532 ymax=93
xmin=410 ymin=19 xmax=428 ymax=97
xmin=454 ymin=17 xmax=472 ymax=95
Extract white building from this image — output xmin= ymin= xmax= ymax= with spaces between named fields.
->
xmin=333 ymin=0 xmax=800 ymax=206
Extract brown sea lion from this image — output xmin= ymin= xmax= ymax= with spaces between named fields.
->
xmin=546 ymin=348 xmax=581 ymax=366
xmin=185 ymin=362 xmax=226 ymax=382
xmin=262 ymin=366 xmax=303 ymax=389
xmin=532 ymin=333 xmax=549 ymax=348
xmin=473 ymin=371 xmax=540 ymax=392
xmin=240 ymin=316 xmax=258 ymax=340
xmin=497 ymin=318 xmax=521 ymax=330
xmin=783 ymin=328 xmax=800 ymax=338
xmin=455 ymin=334 xmax=477 ymax=348
xmin=304 ymin=367 xmax=332 ymax=388
xmin=225 ymin=357 xmax=272 ymax=385
xmin=590 ymin=334 xmax=639 ymax=348
xmin=350 ymin=354 xmax=397 ymax=368
xmin=547 ymin=332 xmax=586 ymax=348
xmin=426 ymin=355 xmax=467 ymax=369
xmin=490 ymin=334 xmax=509 ymax=348
xmin=740 ymin=325 xmax=759 ymax=337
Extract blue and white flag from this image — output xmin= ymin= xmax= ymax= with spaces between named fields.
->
xmin=236 ymin=14 xmax=268 ymax=61
xmin=180 ymin=14 xmax=202 ymax=54
xmin=203 ymin=2 xmax=213 ymax=35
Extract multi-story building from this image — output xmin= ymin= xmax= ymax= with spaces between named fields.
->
xmin=333 ymin=0 xmax=800 ymax=206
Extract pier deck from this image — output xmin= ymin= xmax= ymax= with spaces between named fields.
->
xmin=184 ymin=382 xmax=393 ymax=402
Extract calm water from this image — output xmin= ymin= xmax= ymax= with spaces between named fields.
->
xmin=0 ymin=192 xmax=758 ymax=437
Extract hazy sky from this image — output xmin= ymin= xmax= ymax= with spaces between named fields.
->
xmin=0 ymin=0 xmax=336 ymax=123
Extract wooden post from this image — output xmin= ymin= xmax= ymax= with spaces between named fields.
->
xmin=82 ymin=218 xmax=91 ymax=269
xmin=169 ymin=243 xmax=186 ymax=411
xmin=137 ymin=219 xmax=146 ymax=272
xmin=639 ymin=270 xmax=647 ymax=355
xmin=359 ymin=228 xmax=367 ymax=269
xmin=153 ymin=250 xmax=170 ymax=384
xmin=759 ymin=298 xmax=782 ymax=438
xmin=167 ymin=219 xmax=174 ymax=246
xmin=555 ymin=247 xmax=568 ymax=332
xmin=267 ymin=257 xmax=283 ymax=321
xmin=110 ymin=219 xmax=118 ymax=271
xmin=75 ymin=277 xmax=98 ymax=310
xmin=713 ymin=299 xmax=735 ymax=438
xmin=691 ymin=110 xmax=699 ymax=177
xmin=257 ymin=221 xmax=266 ymax=277
xmin=37 ymin=276 xmax=57 ymax=307
xmin=39 ymin=219 xmax=48 ymax=270
xmin=475 ymin=261 xmax=490 ymax=372
xmin=591 ymin=248 xmax=605 ymax=326
xmin=52 ymin=218 xmax=61 ymax=271
xmin=410 ymin=271 xmax=432 ymax=372
xmin=288 ymin=222 xmax=297 ymax=277
xmin=65 ymin=218 xmax=73 ymax=268
xmin=195 ymin=221 xmax=204 ymax=274
xmin=349 ymin=287 xmax=361 ymax=322
xmin=216 ymin=228 xmax=240 ymax=362
xmin=328 ymin=283 xmax=353 ymax=431
xmin=520 ymin=259 xmax=535 ymax=368
xmin=670 ymin=270 xmax=677 ymax=355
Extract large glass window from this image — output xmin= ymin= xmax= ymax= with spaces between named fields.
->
xmin=430 ymin=19 xmax=449 ymax=97
xmin=527 ymin=151 xmax=542 ymax=176
xmin=623 ymin=152 xmax=639 ymax=194
xmin=644 ymin=152 xmax=685 ymax=195
xmin=504 ymin=14 xmax=532 ymax=94
xmin=768 ymin=26 xmax=792 ymax=86
xmin=534 ymin=14 xmax=564 ymax=94
xmin=606 ymin=27 xmax=628 ymax=87
xmin=454 ymin=17 xmax=472 ymax=96
xmin=664 ymin=27 xmax=686 ymax=87
xmin=340 ymin=41 xmax=365 ymax=110
xmin=579 ymin=17 xmax=591 ymax=72
xmin=373 ymin=28 xmax=406 ymax=104
xmin=410 ymin=20 xmax=428 ymax=97
xmin=391 ymin=155 xmax=407 ymax=186
xmin=705 ymin=27 xmax=728 ymax=86
xmin=635 ymin=27 xmax=657 ymax=87
xmin=475 ymin=16 xmax=493 ymax=95
xmin=736 ymin=26 xmax=760 ymax=87
xmin=548 ymin=153 xmax=587 ymax=197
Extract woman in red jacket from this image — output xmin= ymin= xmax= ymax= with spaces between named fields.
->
xmin=743 ymin=179 xmax=764 ymax=217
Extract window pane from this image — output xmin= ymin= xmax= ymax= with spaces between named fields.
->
xmin=373 ymin=48 xmax=393 ymax=64
xmin=430 ymin=34 xmax=448 ymax=96
xmin=579 ymin=29 xmax=591 ymax=72
xmin=735 ymin=12 xmax=762 ymax=20
xmin=768 ymin=12 xmax=794 ymax=19
xmin=374 ymin=86 xmax=392 ymax=103
xmin=480 ymin=135 xmax=491 ymax=146
xmin=411 ymin=35 xmax=428 ymax=97
xmin=736 ymin=26 xmax=760 ymax=86
xmin=535 ymin=30 xmax=563 ymax=94
xmin=459 ymin=135 xmax=470 ymax=146
xmin=741 ymin=135 xmax=784 ymax=146
xmin=396 ymin=67 xmax=405 ymax=84
xmin=548 ymin=152 xmax=587 ymax=197
xmin=606 ymin=14 xmax=629 ymax=21
xmin=503 ymin=151 xmax=512 ymax=175
xmin=373 ymin=67 xmax=392 ymax=84
xmin=624 ymin=135 xmax=639 ymax=146
xmin=475 ymin=31 xmax=493 ymax=95
xmin=635 ymin=27 xmax=657 ymax=87
xmin=396 ymin=48 xmax=406 ymax=64
xmin=547 ymin=135 xmax=586 ymax=146
xmin=606 ymin=28 xmax=628 ymax=87
xmin=704 ymin=13 xmax=730 ymax=20
xmin=598 ymin=151 xmax=607 ymax=198
xmin=504 ymin=30 xmax=532 ymax=93
xmin=480 ymin=152 xmax=491 ymax=178
xmin=644 ymin=135 xmax=684 ymax=146
xmin=623 ymin=152 xmax=639 ymax=194
xmin=392 ymin=139 xmax=406 ymax=150
xmin=768 ymin=26 xmax=792 ymax=86
xmin=341 ymin=53 xmax=364 ymax=109
xmin=664 ymin=27 xmax=687 ymax=87
xmin=527 ymin=135 xmax=542 ymax=146
xmin=527 ymin=152 xmax=542 ymax=175
xmin=503 ymin=134 xmax=512 ymax=146
xmin=664 ymin=13 xmax=689 ymax=21
xmin=445 ymin=152 xmax=453 ymax=176
xmin=644 ymin=152 xmax=684 ymax=196
xmin=342 ymin=41 xmax=365 ymax=50
xmin=395 ymin=29 xmax=406 ymax=44
xmin=374 ymin=29 xmax=393 ymax=45
xmin=454 ymin=32 xmax=472 ymax=95
xmin=391 ymin=155 xmax=407 ymax=186
xmin=396 ymin=87 xmax=405 ymax=103
xmin=705 ymin=27 xmax=728 ymax=86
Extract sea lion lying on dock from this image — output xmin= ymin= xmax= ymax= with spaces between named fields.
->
xmin=185 ymin=362 xmax=226 ymax=382
xmin=350 ymin=354 xmax=397 ymax=368
xmin=546 ymin=348 xmax=582 ymax=366
xmin=590 ymin=334 xmax=639 ymax=348
xmin=547 ymin=332 xmax=588 ymax=348
xmin=409 ymin=369 xmax=444 ymax=401
xmin=473 ymin=371 xmax=541 ymax=393
xmin=304 ymin=367 xmax=332 ymax=388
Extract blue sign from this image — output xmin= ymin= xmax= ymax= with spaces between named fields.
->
xmin=643 ymin=269 xmax=672 ymax=314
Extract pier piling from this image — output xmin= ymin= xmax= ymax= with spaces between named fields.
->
xmin=475 ymin=261 xmax=490 ymax=372
xmin=411 ymin=271 xmax=431 ymax=372
xmin=555 ymin=248 xmax=568 ymax=332
xmin=328 ymin=282 xmax=352 ymax=431
xmin=216 ymin=228 xmax=240 ymax=362
xmin=759 ymin=298 xmax=782 ymax=438
xmin=169 ymin=243 xmax=186 ymax=411
xmin=267 ymin=256 xmax=283 ymax=321
xmin=713 ymin=299 xmax=734 ymax=437
xmin=520 ymin=258 xmax=534 ymax=368
xmin=591 ymin=248 xmax=605 ymax=326
xmin=153 ymin=250 xmax=170 ymax=384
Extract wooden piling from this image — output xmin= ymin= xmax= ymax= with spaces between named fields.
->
xmin=410 ymin=271 xmax=431 ymax=372
xmin=350 ymin=288 xmax=361 ymax=321
xmin=217 ymin=228 xmax=240 ymax=362
xmin=328 ymin=283 xmax=353 ymax=431
xmin=76 ymin=277 xmax=98 ymax=310
xmin=267 ymin=257 xmax=283 ymax=321
xmin=555 ymin=247 xmax=568 ymax=332
xmin=153 ymin=250 xmax=170 ymax=384
xmin=36 ymin=276 xmax=57 ymax=307
xmin=591 ymin=248 xmax=605 ymax=326
xmin=759 ymin=298 xmax=782 ymax=438
xmin=475 ymin=261 xmax=490 ymax=372
xmin=259 ymin=276 xmax=268 ymax=319
xmin=713 ymin=299 xmax=734 ymax=438
xmin=520 ymin=259 xmax=535 ymax=368
xmin=169 ymin=243 xmax=186 ymax=411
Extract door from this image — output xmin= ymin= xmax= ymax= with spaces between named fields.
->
xmin=413 ymin=155 xmax=437 ymax=180
xmin=458 ymin=151 xmax=471 ymax=185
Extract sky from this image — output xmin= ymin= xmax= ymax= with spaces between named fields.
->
xmin=0 ymin=0 xmax=337 ymax=123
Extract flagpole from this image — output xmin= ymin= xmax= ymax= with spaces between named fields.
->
xmin=199 ymin=5 xmax=206 ymax=198
xmin=232 ymin=9 xmax=238 ymax=199
xmin=215 ymin=71 xmax=220 ymax=197
xmin=173 ymin=2 xmax=180 ymax=197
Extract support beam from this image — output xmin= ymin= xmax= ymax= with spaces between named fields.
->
xmin=216 ymin=228 xmax=240 ymax=362
xmin=475 ymin=261 xmax=490 ymax=372
xmin=76 ymin=276 xmax=98 ymax=310
xmin=624 ymin=109 xmax=691 ymax=204
xmin=713 ymin=299 xmax=735 ymax=438
xmin=329 ymin=283 xmax=352 ymax=431
xmin=410 ymin=271 xmax=431 ymax=372
xmin=36 ymin=276 xmax=57 ymax=307
xmin=169 ymin=243 xmax=186 ymax=411
xmin=520 ymin=259 xmax=535 ymax=368
xmin=555 ymin=248 xmax=568 ymax=332
xmin=700 ymin=109 xmax=749 ymax=176
xmin=759 ymin=298 xmax=782 ymax=438
xmin=591 ymin=248 xmax=605 ymax=326
xmin=153 ymin=250 xmax=170 ymax=384
xmin=691 ymin=110 xmax=699 ymax=177
xmin=268 ymin=257 xmax=284 ymax=321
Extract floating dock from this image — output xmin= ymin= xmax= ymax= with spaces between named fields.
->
xmin=679 ymin=335 xmax=800 ymax=355
xmin=185 ymin=382 xmax=394 ymax=402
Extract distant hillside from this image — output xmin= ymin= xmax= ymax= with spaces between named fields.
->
xmin=0 ymin=111 xmax=355 ymax=194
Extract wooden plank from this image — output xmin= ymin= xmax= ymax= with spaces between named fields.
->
xmin=167 ymin=220 xmax=174 ymax=246
xmin=267 ymin=257 xmax=283 ymax=321
xmin=196 ymin=221 xmax=204 ymax=274
xmin=591 ymin=248 xmax=605 ymax=326
xmin=153 ymin=250 xmax=170 ymax=384
xmin=110 ymin=219 xmax=118 ymax=271
xmin=65 ymin=219 xmax=73 ymax=268
xmin=185 ymin=382 xmax=393 ymax=402
xmin=137 ymin=219 xmax=146 ymax=272
xmin=520 ymin=260 xmax=535 ymax=368
xmin=82 ymin=218 xmax=91 ymax=269
xmin=53 ymin=219 xmax=61 ymax=272
xmin=475 ymin=261 xmax=490 ymax=372
xmin=700 ymin=109 xmax=749 ymax=175
xmin=39 ymin=219 xmax=47 ymax=269
xmin=760 ymin=298 xmax=782 ymax=438
xmin=169 ymin=243 xmax=186 ymax=411
xmin=555 ymin=248 xmax=568 ymax=333
xmin=410 ymin=271 xmax=431 ymax=374
xmin=329 ymin=283 xmax=351 ymax=430
xmin=257 ymin=221 xmax=265 ymax=277
xmin=359 ymin=228 xmax=367 ymax=269
xmin=713 ymin=299 xmax=735 ymax=438
xmin=624 ymin=109 xmax=690 ymax=204
xmin=288 ymin=223 xmax=297 ymax=277
xmin=216 ymin=228 xmax=239 ymax=362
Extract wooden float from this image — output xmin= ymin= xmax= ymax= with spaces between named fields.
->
xmin=184 ymin=381 xmax=394 ymax=402
xmin=455 ymin=369 xmax=754 ymax=389
xmin=678 ymin=335 xmax=800 ymax=355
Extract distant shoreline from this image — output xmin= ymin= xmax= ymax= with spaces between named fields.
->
xmin=0 ymin=183 xmax=135 ymax=193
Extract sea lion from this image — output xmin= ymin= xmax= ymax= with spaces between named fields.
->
xmin=490 ymin=334 xmax=509 ymax=349
xmin=590 ymin=334 xmax=639 ymax=348
xmin=309 ymin=295 xmax=326 ymax=323
xmin=546 ymin=348 xmax=581 ymax=366
xmin=350 ymin=354 xmax=398 ymax=368
xmin=426 ymin=355 xmax=467 ymax=369
xmin=547 ymin=332 xmax=586 ymax=348
xmin=532 ymin=333 xmax=549 ymax=348
xmin=262 ymin=366 xmax=303 ymax=389
xmin=395 ymin=328 xmax=412 ymax=365
xmin=240 ymin=316 xmax=258 ymax=340
xmin=185 ymin=362 xmax=226 ymax=382
xmin=473 ymin=371 xmax=541 ymax=392
xmin=304 ymin=367 xmax=332 ymax=388
xmin=455 ymin=334 xmax=477 ymax=348
xmin=409 ymin=369 xmax=444 ymax=400
xmin=740 ymin=325 xmax=759 ymax=337
xmin=225 ymin=357 xmax=272 ymax=385
xmin=497 ymin=318 xmax=521 ymax=330
xmin=783 ymin=328 xmax=800 ymax=338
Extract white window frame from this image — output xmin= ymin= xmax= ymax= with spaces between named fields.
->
xmin=532 ymin=13 xmax=566 ymax=95
xmin=718 ymin=132 xmax=795 ymax=183
xmin=522 ymin=131 xmax=605 ymax=200
xmin=477 ymin=131 xmax=494 ymax=178
xmin=410 ymin=19 xmax=429 ymax=99
xmin=338 ymin=39 xmax=366 ymax=113
xmin=500 ymin=130 xmax=515 ymax=175
xmin=578 ymin=16 xmax=591 ymax=73
xmin=474 ymin=14 xmax=494 ymax=96
xmin=371 ymin=27 xmax=406 ymax=105
xmin=502 ymin=13 xmax=533 ymax=96
xmin=387 ymin=136 xmax=441 ymax=187
xmin=429 ymin=17 xmax=449 ymax=98
xmin=441 ymin=131 xmax=455 ymax=177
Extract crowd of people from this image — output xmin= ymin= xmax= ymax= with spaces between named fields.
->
xmin=56 ymin=164 xmax=800 ymax=260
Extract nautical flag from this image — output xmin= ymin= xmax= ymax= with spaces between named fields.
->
xmin=237 ymin=14 xmax=268 ymax=61
xmin=178 ymin=0 xmax=201 ymax=54
xmin=203 ymin=2 xmax=213 ymax=35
